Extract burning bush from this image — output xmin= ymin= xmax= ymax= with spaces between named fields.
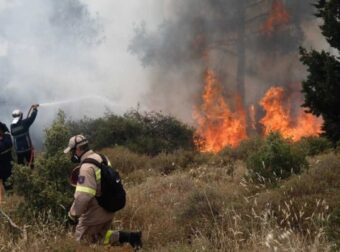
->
xmin=246 ymin=132 xmax=307 ymax=184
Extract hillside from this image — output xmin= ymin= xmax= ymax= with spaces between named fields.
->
xmin=0 ymin=129 xmax=339 ymax=251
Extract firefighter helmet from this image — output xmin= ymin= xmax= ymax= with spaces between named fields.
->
xmin=12 ymin=109 xmax=23 ymax=124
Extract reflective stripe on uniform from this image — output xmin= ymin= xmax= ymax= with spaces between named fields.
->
xmin=103 ymin=230 xmax=113 ymax=245
xmin=75 ymin=185 xmax=96 ymax=196
xmin=95 ymin=169 xmax=101 ymax=181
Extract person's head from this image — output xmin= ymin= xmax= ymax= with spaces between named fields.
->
xmin=64 ymin=135 xmax=90 ymax=163
xmin=12 ymin=109 xmax=23 ymax=124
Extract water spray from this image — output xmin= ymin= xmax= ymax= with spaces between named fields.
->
xmin=38 ymin=95 xmax=126 ymax=111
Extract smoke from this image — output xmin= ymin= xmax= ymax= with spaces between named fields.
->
xmin=0 ymin=0 xmax=163 ymax=148
xmin=129 ymin=0 xmax=329 ymax=124
xmin=0 ymin=0 xmax=331 ymax=149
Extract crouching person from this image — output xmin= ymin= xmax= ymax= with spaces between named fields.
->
xmin=64 ymin=135 xmax=142 ymax=249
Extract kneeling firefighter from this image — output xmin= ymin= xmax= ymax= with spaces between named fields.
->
xmin=65 ymin=135 xmax=142 ymax=249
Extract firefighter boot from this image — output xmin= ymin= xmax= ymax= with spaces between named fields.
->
xmin=119 ymin=231 xmax=142 ymax=250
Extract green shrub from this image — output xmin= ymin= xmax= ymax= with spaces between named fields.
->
xmin=221 ymin=136 xmax=264 ymax=160
xmin=68 ymin=109 xmax=195 ymax=155
xmin=13 ymin=112 xmax=74 ymax=222
xmin=247 ymin=132 xmax=308 ymax=184
xmin=296 ymin=136 xmax=332 ymax=156
xmin=235 ymin=136 xmax=264 ymax=160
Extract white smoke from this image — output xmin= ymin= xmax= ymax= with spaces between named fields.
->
xmin=0 ymin=0 xmax=163 ymax=147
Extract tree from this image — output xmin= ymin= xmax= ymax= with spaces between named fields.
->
xmin=300 ymin=0 xmax=340 ymax=145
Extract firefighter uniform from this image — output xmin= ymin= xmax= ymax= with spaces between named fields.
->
xmin=69 ymin=150 xmax=120 ymax=244
xmin=0 ymin=130 xmax=13 ymax=182
xmin=10 ymin=107 xmax=38 ymax=167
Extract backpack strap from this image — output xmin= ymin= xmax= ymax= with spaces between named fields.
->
xmin=82 ymin=158 xmax=103 ymax=183
xmin=82 ymin=153 xmax=107 ymax=168
xmin=82 ymin=158 xmax=102 ymax=169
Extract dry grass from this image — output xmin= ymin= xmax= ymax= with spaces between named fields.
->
xmin=1 ymin=151 xmax=338 ymax=251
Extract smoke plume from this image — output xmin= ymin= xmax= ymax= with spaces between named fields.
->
xmin=0 ymin=0 xmax=162 ymax=148
xmin=129 ymin=0 xmax=329 ymax=124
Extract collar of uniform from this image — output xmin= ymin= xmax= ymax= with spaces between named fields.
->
xmin=80 ymin=150 xmax=94 ymax=162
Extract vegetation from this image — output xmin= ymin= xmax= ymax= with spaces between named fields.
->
xmin=0 ymin=110 xmax=338 ymax=251
xmin=296 ymin=136 xmax=332 ymax=156
xmin=68 ymin=109 xmax=195 ymax=156
xmin=246 ymin=132 xmax=308 ymax=184
xmin=300 ymin=0 xmax=340 ymax=145
xmin=13 ymin=111 xmax=73 ymax=222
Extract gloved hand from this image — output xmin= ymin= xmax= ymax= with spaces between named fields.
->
xmin=67 ymin=212 xmax=78 ymax=226
xmin=31 ymin=104 xmax=39 ymax=110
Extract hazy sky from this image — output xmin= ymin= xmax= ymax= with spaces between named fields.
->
xmin=0 ymin=0 xmax=165 ymax=140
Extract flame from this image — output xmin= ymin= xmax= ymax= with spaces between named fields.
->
xmin=260 ymin=87 xmax=291 ymax=136
xmin=260 ymin=86 xmax=322 ymax=141
xmin=194 ymin=69 xmax=248 ymax=153
xmin=262 ymin=0 xmax=290 ymax=35
xmin=292 ymin=111 xmax=323 ymax=141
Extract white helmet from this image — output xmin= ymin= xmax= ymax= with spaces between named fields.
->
xmin=12 ymin=109 xmax=23 ymax=124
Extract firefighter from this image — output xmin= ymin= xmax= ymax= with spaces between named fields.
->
xmin=10 ymin=104 xmax=39 ymax=168
xmin=64 ymin=135 xmax=142 ymax=249
xmin=0 ymin=122 xmax=13 ymax=204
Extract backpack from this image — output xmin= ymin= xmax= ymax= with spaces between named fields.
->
xmin=82 ymin=154 xmax=126 ymax=213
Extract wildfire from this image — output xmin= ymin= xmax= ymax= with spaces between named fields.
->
xmin=260 ymin=86 xmax=322 ymax=141
xmin=194 ymin=84 xmax=322 ymax=153
xmin=194 ymin=70 xmax=247 ymax=153
xmin=262 ymin=0 xmax=290 ymax=35
xmin=260 ymin=86 xmax=290 ymax=136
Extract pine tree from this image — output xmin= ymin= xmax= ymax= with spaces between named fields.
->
xmin=300 ymin=0 xmax=340 ymax=145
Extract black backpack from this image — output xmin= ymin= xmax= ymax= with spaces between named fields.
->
xmin=82 ymin=154 xmax=126 ymax=213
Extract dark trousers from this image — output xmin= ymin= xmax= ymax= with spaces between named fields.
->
xmin=17 ymin=150 xmax=34 ymax=169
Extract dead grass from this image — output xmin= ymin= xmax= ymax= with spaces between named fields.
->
xmin=0 ymin=151 xmax=338 ymax=251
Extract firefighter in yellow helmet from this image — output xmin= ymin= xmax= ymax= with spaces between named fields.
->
xmin=64 ymin=135 xmax=142 ymax=249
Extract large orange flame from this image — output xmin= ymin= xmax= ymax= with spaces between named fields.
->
xmin=262 ymin=0 xmax=290 ymax=35
xmin=260 ymin=86 xmax=322 ymax=141
xmin=194 ymin=70 xmax=248 ymax=153
xmin=194 ymin=85 xmax=322 ymax=152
